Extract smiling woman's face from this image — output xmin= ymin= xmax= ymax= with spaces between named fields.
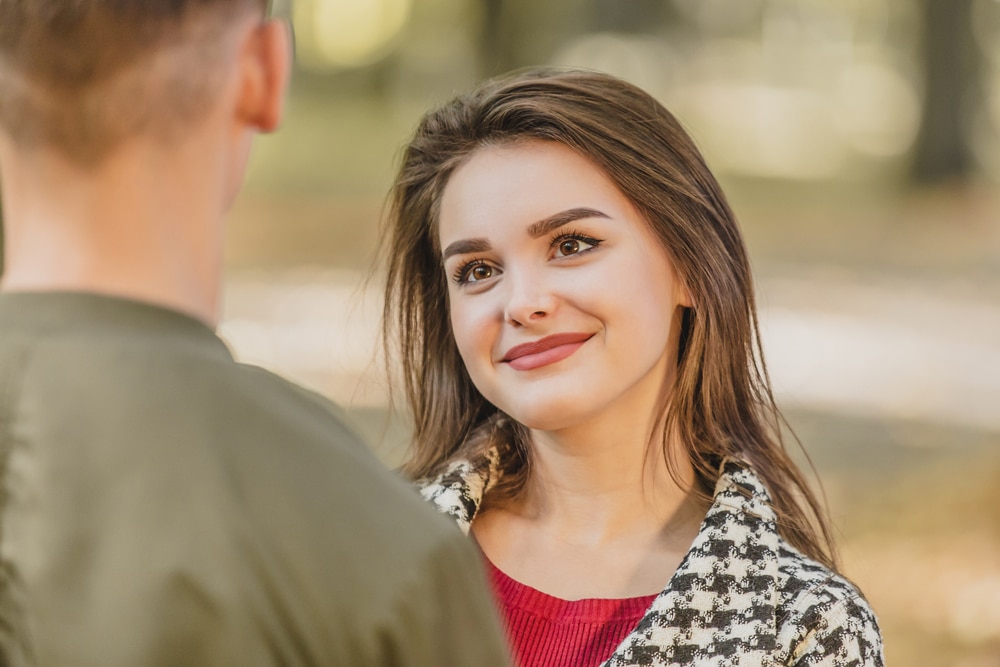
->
xmin=438 ymin=140 xmax=691 ymax=434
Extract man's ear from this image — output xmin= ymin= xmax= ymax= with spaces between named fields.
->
xmin=235 ymin=18 xmax=291 ymax=133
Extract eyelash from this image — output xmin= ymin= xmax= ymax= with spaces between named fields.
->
xmin=451 ymin=230 xmax=605 ymax=285
xmin=452 ymin=257 xmax=489 ymax=285
xmin=550 ymin=229 xmax=603 ymax=256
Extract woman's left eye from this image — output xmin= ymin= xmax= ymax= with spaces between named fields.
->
xmin=553 ymin=235 xmax=599 ymax=258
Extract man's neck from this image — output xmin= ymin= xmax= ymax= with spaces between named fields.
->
xmin=0 ymin=139 xmax=227 ymax=327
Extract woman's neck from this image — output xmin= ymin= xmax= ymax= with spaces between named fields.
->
xmin=472 ymin=422 xmax=708 ymax=599
xmin=517 ymin=425 xmax=700 ymax=547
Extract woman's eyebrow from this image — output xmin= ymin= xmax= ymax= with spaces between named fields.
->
xmin=442 ymin=238 xmax=491 ymax=263
xmin=441 ymin=207 xmax=609 ymax=263
xmin=526 ymin=207 xmax=609 ymax=238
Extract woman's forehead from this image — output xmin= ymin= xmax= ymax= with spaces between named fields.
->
xmin=437 ymin=141 xmax=628 ymax=239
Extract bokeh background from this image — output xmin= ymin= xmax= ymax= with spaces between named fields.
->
xmin=219 ymin=1 xmax=1000 ymax=664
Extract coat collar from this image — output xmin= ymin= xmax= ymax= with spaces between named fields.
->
xmin=419 ymin=454 xmax=783 ymax=666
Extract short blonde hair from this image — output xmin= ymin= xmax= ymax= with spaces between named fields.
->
xmin=0 ymin=0 xmax=268 ymax=163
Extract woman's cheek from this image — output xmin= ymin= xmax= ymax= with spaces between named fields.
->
xmin=450 ymin=301 xmax=490 ymax=365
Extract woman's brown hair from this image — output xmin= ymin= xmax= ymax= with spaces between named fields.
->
xmin=381 ymin=68 xmax=838 ymax=570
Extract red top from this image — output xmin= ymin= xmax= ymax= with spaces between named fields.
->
xmin=483 ymin=557 xmax=658 ymax=667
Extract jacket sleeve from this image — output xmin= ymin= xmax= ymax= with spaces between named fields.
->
xmin=384 ymin=530 xmax=511 ymax=667
xmin=788 ymin=593 xmax=885 ymax=667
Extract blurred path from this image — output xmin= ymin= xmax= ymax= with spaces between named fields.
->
xmin=758 ymin=272 xmax=1000 ymax=433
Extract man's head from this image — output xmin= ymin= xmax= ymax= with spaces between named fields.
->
xmin=0 ymin=0 xmax=274 ymax=164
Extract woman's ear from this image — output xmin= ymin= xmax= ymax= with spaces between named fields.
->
xmin=235 ymin=18 xmax=291 ymax=133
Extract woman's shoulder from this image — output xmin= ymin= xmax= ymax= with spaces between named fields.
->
xmin=714 ymin=459 xmax=884 ymax=663
xmin=773 ymin=541 xmax=884 ymax=665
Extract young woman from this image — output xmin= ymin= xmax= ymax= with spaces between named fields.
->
xmin=381 ymin=68 xmax=884 ymax=667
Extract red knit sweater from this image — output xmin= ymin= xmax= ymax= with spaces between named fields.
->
xmin=483 ymin=557 xmax=657 ymax=667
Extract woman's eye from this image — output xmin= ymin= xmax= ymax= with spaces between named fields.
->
xmin=554 ymin=237 xmax=596 ymax=257
xmin=454 ymin=260 xmax=496 ymax=285
xmin=469 ymin=264 xmax=494 ymax=281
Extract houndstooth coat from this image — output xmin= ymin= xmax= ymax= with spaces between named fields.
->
xmin=418 ymin=453 xmax=885 ymax=667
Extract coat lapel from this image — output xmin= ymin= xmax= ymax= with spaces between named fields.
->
xmin=603 ymin=460 xmax=781 ymax=666
xmin=418 ymin=449 xmax=499 ymax=536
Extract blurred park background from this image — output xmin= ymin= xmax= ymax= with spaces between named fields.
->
xmin=201 ymin=0 xmax=997 ymax=664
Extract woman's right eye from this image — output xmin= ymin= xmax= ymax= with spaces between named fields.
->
xmin=469 ymin=264 xmax=493 ymax=281
xmin=453 ymin=260 xmax=497 ymax=285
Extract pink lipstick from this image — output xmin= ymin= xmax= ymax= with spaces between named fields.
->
xmin=502 ymin=333 xmax=593 ymax=371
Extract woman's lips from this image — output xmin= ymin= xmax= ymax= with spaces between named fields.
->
xmin=502 ymin=333 xmax=593 ymax=371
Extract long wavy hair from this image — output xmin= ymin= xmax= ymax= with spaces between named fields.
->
xmin=381 ymin=68 xmax=837 ymax=570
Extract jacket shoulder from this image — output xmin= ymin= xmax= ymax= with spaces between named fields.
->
xmin=774 ymin=545 xmax=885 ymax=666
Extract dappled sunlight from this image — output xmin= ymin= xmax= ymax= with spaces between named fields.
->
xmin=677 ymin=81 xmax=847 ymax=179
xmin=552 ymin=19 xmax=921 ymax=179
xmin=293 ymin=0 xmax=412 ymax=69
xmin=834 ymin=59 xmax=921 ymax=158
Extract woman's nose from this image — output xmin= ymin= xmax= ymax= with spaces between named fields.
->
xmin=502 ymin=270 xmax=557 ymax=327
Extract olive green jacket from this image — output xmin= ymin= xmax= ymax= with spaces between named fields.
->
xmin=0 ymin=292 xmax=509 ymax=667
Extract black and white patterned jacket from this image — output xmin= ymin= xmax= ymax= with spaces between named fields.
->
xmin=418 ymin=453 xmax=885 ymax=666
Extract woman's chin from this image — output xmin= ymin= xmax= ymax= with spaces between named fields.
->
xmin=502 ymin=406 xmax=590 ymax=434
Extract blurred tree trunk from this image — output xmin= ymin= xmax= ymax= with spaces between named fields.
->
xmin=910 ymin=0 xmax=982 ymax=184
